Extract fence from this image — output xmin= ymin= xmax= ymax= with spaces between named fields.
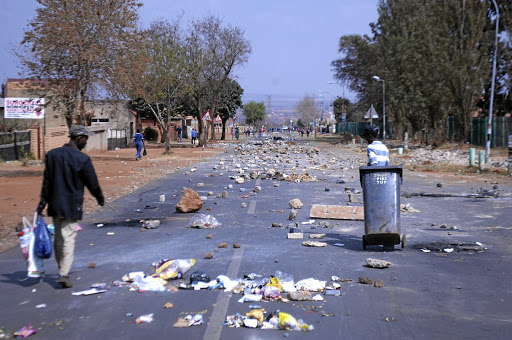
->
xmin=0 ymin=130 xmax=32 ymax=161
xmin=338 ymin=117 xmax=511 ymax=146
xmin=468 ymin=117 xmax=511 ymax=147
xmin=107 ymin=129 xmax=128 ymax=150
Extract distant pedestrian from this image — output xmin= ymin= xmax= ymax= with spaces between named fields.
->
xmin=306 ymin=128 xmax=310 ymax=138
xmin=191 ymin=128 xmax=198 ymax=145
xmin=301 ymin=129 xmax=304 ymax=138
xmin=235 ymin=126 xmax=240 ymax=140
xmin=176 ymin=125 xmax=182 ymax=144
xmin=133 ymin=129 xmax=145 ymax=160
xmin=231 ymin=127 xmax=235 ymax=140
xmin=37 ymin=125 xmax=104 ymax=288
xmin=361 ymin=125 xmax=389 ymax=166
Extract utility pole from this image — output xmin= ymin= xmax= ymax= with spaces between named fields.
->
xmin=486 ymin=0 xmax=499 ymax=164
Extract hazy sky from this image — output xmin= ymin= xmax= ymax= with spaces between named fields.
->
xmin=0 ymin=0 xmax=378 ymax=103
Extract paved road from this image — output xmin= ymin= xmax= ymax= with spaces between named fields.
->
xmin=1 ymin=138 xmax=511 ymax=339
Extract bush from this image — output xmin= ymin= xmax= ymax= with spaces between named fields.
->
xmin=143 ymin=126 xmax=159 ymax=142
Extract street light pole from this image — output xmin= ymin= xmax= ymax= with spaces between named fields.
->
xmin=372 ymin=76 xmax=386 ymax=142
xmin=486 ymin=0 xmax=499 ymax=164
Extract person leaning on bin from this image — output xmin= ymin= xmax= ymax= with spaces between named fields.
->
xmin=361 ymin=125 xmax=390 ymax=166
xmin=36 ymin=125 xmax=104 ymax=288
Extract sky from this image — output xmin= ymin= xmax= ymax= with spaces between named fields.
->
xmin=0 ymin=0 xmax=379 ymax=105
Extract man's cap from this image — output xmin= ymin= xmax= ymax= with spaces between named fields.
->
xmin=69 ymin=125 xmax=94 ymax=137
xmin=361 ymin=125 xmax=379 ymax=137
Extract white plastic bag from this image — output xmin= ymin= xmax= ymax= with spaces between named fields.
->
xmin=18 ymin=214 xmax=44 ymax=278
xmin=130 ymin=275 xmax=165 ymax=292
xmin=187 ymin=214 xmax=221 ymax=229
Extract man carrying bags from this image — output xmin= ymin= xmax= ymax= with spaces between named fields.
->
xmin=37 ymin=125 xmax=104 ymax=288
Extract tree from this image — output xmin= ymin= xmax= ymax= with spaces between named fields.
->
xmin=184 ymin=16 xmax=251 ymax=146
xmin=332 ymin=97 xmax=354 ymax=122
xmin=17 ymin=0 xmax=143 ymax=127
xmin=213 ymin=78 xmax=244 ymax=140
xmin=243 ymin=101 xmax=266 ymax=126
xmin=118 ymin=19 xmax=188 ymax=152
xmin=296 ymin=95 xmax=320 ymax=126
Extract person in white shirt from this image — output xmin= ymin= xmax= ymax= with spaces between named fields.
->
xmin=361 ymin=125 xmax=389 ymax=166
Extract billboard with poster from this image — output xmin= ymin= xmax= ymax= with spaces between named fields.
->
xmin=4 ymin=98 xmax=45 ymax=119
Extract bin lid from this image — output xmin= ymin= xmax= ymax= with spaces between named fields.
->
xmin=359 ymin=165 xmax=403 ymax=184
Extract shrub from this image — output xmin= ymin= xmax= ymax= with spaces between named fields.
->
xmin=144 ymin=126 xmax=159 ymax=141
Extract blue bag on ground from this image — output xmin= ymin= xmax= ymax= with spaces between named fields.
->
xmin=34 ymin=215 xmax=52 ymax=259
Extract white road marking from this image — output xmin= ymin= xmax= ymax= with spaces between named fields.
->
xmin=203 ymin=248 xmax=244 ymax=340
xmin=248 ymin=200 xmax=256 ymax=214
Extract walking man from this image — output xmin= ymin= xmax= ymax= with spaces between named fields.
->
xmin=37 ymin=125 xmax=104 ymax=288
xmin=361 ymin=125 xmax=389 ymax=166
xmin=133 ymin=129 xmax=145 ymax=160
xmin=191 ymin=128 xmax=197 ymax=145
xmin=177 ymin=125 xmax=182 ymax=144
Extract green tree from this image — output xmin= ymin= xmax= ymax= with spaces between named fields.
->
xmin=332 ymin=97 xmax=354 ymax=122
xmin=120 ymin=19 xmax=188 ymax=152
xmin=185 ymin=16 xmax=251 ymax=145
xmin=243 ymin=101 xmax=266 ymax=125
xmin=17 ymin=0 xmax=143 ymax=127
xmin=213 ymin=78 xmax=244 ymax=140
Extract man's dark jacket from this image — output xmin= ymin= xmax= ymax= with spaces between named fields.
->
xmin=39 ymin=144 xmax=104 ymax=220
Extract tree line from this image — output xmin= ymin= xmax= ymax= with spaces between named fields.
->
xmin=331 ymin=0 xmax=511 ymax=145
xmin=16 ymin=0 xmax=251 ymax=151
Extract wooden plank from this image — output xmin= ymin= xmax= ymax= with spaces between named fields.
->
xmin=310 ymin=204 xmax=364 ymax=220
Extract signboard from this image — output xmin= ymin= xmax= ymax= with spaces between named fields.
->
xmin=214 ymin=114 xmax=222 ymax=123
xmin=5 ymin=98 xmax=45 ymax=119
xmin=342 ymin=112 xmax=347 ymax=123
xmin=364 ymin=104 xmax=379 ymax=119
xmin=201 ymin=109 xmax=212 ymax=121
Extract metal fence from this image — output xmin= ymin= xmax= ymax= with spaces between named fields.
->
xmin=467 ymin=117 xmax=511 ymax=147
xmin=0 ymin=130 xmax=32 ymax=161
xmin=337 ymin=117 xmax=511 ymax=146
xmin=107 ymin=129 xmax=128 ymax=150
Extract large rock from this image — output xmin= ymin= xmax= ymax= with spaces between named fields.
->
xmin=176 ymin=188 xmax=203 ymax=213
xmin=289 ymin=198 xmax=303 ymax=209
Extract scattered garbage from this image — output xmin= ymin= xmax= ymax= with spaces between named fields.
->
xmin=153 ymin=259 xmax=196 ymax=280
xmin=72 ymin=288 xmax=108 ymax=296
xmin=13 ymin=323 xmax=36 ymax=338
xmin=224 ymin=311 xmax=313 ymax=331
xmin=188 ymin=214 xmax=221 ymax=229
xmin=136 ymin=314 xmax=154 ymax=324
xmin=130 ymin=275 xmax=165 ymax=292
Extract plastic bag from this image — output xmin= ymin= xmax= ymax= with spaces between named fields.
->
xmin=34 ymin=215 xmax=52 ymax=259
xmin=18 ymin=214 xmax=44 ymax=278
xmin=261 ymin=285 xmax=281 ymax=299
xmin=265 ymin=276 xmax=282 ymax=292
xmin=143 ymin=147 xmax=147 ymax=156
xmin=153 ymin=259 xmax=196 ymax=280
xmin=274 ymin=271 xmax=295 ymax=292
xmin=278 ymin=312 xmax=314 ymax=331
xmin=130 ymin=275 xmax=165 ymax=292
xmin=187 ymin=214 xmax=221 ymax=229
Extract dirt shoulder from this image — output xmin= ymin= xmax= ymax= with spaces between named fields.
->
xmin=0 ymin=143 xmax=225 ymax=253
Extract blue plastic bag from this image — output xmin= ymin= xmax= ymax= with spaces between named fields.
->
xmin=34 ymin=215 xmax=52 ymax=259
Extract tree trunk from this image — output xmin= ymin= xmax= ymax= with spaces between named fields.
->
xmin=221 ymin=120 xmax=227 ymax=140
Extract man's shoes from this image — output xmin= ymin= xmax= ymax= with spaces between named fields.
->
xmin=58 ymin=275 xmax=73 ymax=288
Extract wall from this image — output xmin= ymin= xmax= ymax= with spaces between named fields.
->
xmin=29 ymin=125 xmax=107 ymax=160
